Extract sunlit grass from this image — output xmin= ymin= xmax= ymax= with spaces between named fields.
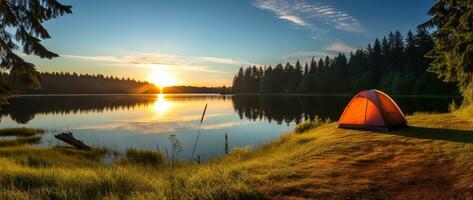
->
xmin=0 ymin=107 xmax=473 ymax=199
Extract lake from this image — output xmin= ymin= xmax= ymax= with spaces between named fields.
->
xmin=0 ymin=94 xmax=460 ymax=161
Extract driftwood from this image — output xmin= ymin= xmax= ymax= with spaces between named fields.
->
xmin=54 ymin=132 xmax=91 ymax=150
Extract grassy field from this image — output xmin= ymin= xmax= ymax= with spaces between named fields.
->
xmin=0 ymin=107 xmax=472 ymax=199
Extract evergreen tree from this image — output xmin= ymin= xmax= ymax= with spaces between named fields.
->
xmin=303 ymin=63 xmax=309 ymax=76
xmin=0 ymin=0 xmax=72 ymax=101
xmin=420 ymin=0 xmax=473 ymax=103
xmin=371 ymin=38 xmax=383 ymax=77
xmin=317 ymin=58 xmax=324 ymax=71
xmin=404 ymin=30 xmax=417 ymax=73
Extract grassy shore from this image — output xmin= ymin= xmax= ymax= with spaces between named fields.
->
xmin=0 ymin=108 xmax=472 ymax=199
xmin=0 ymin=128 xmax=44 ymax=147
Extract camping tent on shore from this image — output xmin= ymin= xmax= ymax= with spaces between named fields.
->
xmin=338 ymin=89 xmax=407 ymax=131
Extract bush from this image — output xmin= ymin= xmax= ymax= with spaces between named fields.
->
xmin=123 ymin=148 xmax=165 ymax=166
xmin=294 ymin=116 xmax=331 ymax=134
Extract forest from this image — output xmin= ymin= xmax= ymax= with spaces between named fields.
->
xmin=24 ymin=72 xmax=227 ymax=94
xmin=232 ymin=28 xmax=459 ymax=96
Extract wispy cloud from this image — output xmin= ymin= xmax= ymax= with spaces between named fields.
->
xmin=201 ymin=121 xmax=252 ymax=130
xmin=62 ymin=52 xmax=260 ymax=74
xmin=281 ymin=51 xmax=334 ymax=61
xmin=325 ymin=42 xmax=356 ymax=53
xmin=255 ymin=0 xmax=364 ymax=39
xmin=281 ymin=42 xmax=357 ymax=61
xmin=279 ymin=15 xmax=307 ymax=26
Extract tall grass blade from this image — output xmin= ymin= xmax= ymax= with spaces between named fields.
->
xmin=200 ymin=103 xmax=208 ymax=124
xmin=190 ymin=103 xmax=208 ymax=161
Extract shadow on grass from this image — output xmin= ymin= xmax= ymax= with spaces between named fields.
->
xmin=386 ymin=126 xmax=473 ymax=143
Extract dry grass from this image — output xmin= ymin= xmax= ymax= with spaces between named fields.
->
xmin=261 ymin=107 xmax=473 ymax=199
xmin=1 ymin=108 xmax=473 ymax=199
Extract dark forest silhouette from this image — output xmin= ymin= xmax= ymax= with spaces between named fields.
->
xmin=232 ymin=29 xmax=459 ymax=95
xmin=24 ymin=72 xmax=228 ymax=94
xmin=25 ymin=72 xmax=159 ymax=94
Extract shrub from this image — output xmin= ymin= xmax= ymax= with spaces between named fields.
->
xmin=123 ymin=148 xmax=165 ymax=166
xmin=294 ymin=116 xmax=331 ymax=134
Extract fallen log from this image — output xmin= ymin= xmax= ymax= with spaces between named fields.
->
xmin=54 ymin=132 xmax=91 ymax=150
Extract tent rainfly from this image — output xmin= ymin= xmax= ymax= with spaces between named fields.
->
xmin=338 ymin=89 xmax=407 ymax=131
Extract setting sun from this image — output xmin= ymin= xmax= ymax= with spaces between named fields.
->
xmin=148 ymin=65 xmax=178 ymax=89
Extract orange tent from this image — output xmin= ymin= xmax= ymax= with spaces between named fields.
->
xmin=338 ymin=89 xmax=407 ymax=131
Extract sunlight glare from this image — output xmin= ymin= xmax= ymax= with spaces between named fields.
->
xmin=148 ymin=64 xmax=177 ymax=89
xmin=152 ymin=94 xmax=173 ymax=115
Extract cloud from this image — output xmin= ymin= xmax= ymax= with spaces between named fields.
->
xmin=61 ymin=55 xmax=122 ymax=63
xmin=255 ymin=0 xmax=364 ymax=38
xmin=281 ymin=42 xmax=357 ymax=61
xmin=201 ymin=121 xmax=252 ymax=130
xmin=279 ymin=15 xmax=307 ymax=26
xmin=325 ymin=42 xmax=356 ymax=53
xmin=62 ymin=52 xmax=260 ymax=74
xmin=281 ymin=51 xmax=335 ymax=61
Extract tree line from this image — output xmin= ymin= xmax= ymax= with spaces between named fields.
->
xmin=232 ymin=28 xmax=459 ymax=96
xmin=25 ymin=72 xmax=160 ymax=94
xmin=23 ymin=72 xmax=229 ymax=94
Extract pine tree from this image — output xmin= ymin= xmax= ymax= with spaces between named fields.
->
xmin=309 ymin=57 xmax=316 ymax=73
xmin=392 ymin=31 xmax=404 ymax=71
xmin=420 ymin=0 xmax=473 ymax=103
xmin=317 ymin=58 xmax=324 ymax=71
xmin=0 ymin=0 xmax=72 ymax=100
xmin=404 ymin=30 xmax=417 ymax=73
xmin=303 ymin=63 xmax=309 ymax=76
xmin=371 ymin=38 xmax=383 ymax=77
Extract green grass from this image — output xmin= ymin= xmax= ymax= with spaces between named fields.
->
xmin=0 ymin=107 xmax=473 ymax=199
xmin=121 ymin=148 xmax=165 ymax=166
xmin=0 ymin=128 xmax=45 ymax=147
xmin=0 ymin=128 xmax=44 ymax=137
xmin=294 ymin=116 xmax=331 ymax=134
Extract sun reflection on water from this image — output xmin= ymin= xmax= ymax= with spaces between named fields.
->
xmin=152 ymin=94 xmax=173 ymax=115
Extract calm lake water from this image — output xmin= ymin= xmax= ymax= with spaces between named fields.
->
xmin=0 ymin=94 xmax=461 ymax=160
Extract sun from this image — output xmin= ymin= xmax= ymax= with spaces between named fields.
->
xmin=148 ymin=65 xmax=178 ymax=89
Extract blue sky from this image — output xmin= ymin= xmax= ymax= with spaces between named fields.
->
xmin=25 ymin=0 xmax=434 ymax=86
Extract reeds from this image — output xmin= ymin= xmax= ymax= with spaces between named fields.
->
xmin=190 ymin=103 xmax=208 ymax=162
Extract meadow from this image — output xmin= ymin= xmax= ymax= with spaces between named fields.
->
xmin=0 ymin=106 xmax=472 ymax=199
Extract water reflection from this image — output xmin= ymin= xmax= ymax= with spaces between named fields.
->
xmin=233 ymin=95 xmax=349 ymax=125
xmin=232 ymin=95 xmax=461 ymax=125
xmin=0 ymin=95 xmax=157 ymax=124
xmin=152 ymin=94 xmax=173 ymax=115
xmin=0 ymin=94 xmax=461 ymax=125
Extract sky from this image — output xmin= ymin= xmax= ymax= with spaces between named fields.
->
xmin=24 ymin=0 xmax=434 ymax=87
